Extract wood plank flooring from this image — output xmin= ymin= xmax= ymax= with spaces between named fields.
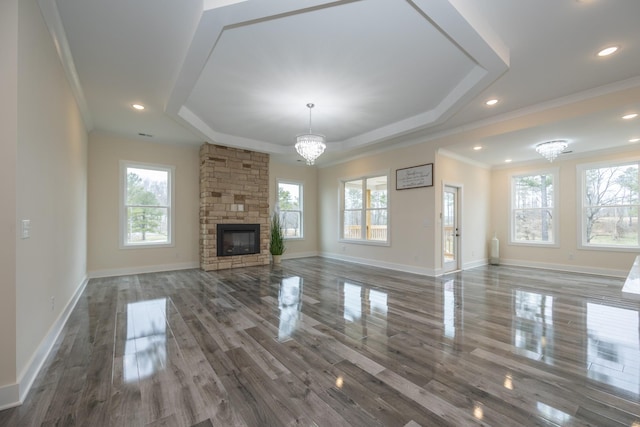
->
xmin=1 ymin=258 xmax=640 ymax=426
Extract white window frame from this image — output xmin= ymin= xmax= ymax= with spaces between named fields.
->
xmin=577 ymin=159 xmax=640 ymax=251
xmin=509 ymin=168 xmax=559 ymax=247
xmin=119 ymin=160 xmax=175 ymax=249
xmin=277 ymin=179 xmax=304 ymax=240
xmin=339 ymin=171 xmax=390 ymax=246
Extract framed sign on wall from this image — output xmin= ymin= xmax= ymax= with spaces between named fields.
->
xmin=396 ymin=163 xmax=433 ymax=190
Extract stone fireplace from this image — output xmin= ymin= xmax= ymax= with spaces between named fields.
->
xmin=200 ymin=143 xmax=270 ymax=270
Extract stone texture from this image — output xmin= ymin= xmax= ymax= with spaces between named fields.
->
xmin=199 ymin=143 xmax=271 ymax=270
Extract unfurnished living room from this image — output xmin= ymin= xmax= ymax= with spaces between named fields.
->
xmin=2 ymin=0 xmax=640 ymax=426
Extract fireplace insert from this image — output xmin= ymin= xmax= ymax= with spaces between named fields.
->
xmin=217 ymin=224 xmax=260 ymax=257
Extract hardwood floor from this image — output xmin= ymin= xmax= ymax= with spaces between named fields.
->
xmin=1 ymin=258 xmax=639 ymax=426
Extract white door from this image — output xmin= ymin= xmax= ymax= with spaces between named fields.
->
xmin=443 ymin=185 xmax=460 ymax=273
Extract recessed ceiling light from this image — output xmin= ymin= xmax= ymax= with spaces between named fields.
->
xmin=132 ymin=104 xmax=145 ymax=110
xmin=505 ymin=159 xmax=512 ymax=163
xmin=597 ymin=46 xmax=619 ymax=57
xmin=485 ymin=99 xmax=499 ymax=106
xmin=630 ymin=138 xmax=640 ymax=143
xmin=473 ymin=146 xmax=483 ymax=151
xmin=622 ymin=113 xmax=638 ymax=120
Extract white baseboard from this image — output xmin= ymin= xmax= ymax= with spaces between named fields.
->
xmin=1 ymin=275 xmax=89 ymax=410
xmin=320 ymin=252 xmax=437 ymax=276
xmin=463 ymin=258 xmax=489 ymax=270
xmin=88 ymin=261 xmax=199 ymax=279
xmin=498 ymin=258 xmax=627 ymax=278
xmin=282 ymin=251 xmax=319 ymax=260
xmin=0 ymin=383 xmax=19 ymax=411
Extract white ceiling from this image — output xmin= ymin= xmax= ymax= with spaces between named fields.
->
xmin=41 ymin=0 xmax=640 ymax=167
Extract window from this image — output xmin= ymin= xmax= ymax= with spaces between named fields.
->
xmin=120 ymin=161 xmax=174 ymax=248
xmin=341 ymin=174 xmax=388 ymax=243
xmin=277 ymin=180 xmax=303 ymax=238
xmin=579 ymin=161 xmax=639 ymax=249
xmin=510 ymin=171 xmax=557 ymax=245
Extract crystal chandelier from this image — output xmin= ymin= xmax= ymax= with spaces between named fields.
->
xmin=295 ymin=103 xmax=326 ymax=165
xmin=535 ymin=140 xmax=568 ymax=162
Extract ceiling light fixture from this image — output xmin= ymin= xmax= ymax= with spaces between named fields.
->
xmin=622 ymin=113 xmax=638 ymax=120
xmin=597 ymin=46 xmax=619 ymax=57
xmin=485 ymin=99 xmax=498 ymax=106
xmin=473 ymin=145 xmax=483 ymax=151
xmin=535 ymin=140 xmax=568 ymax=162
xmin=295 ymin=103 xmax=326 ymax=165
xmin=630 ymin=138 xmax=640 ymax=143
xmin=132 ymin=103 xmax=145 ymax=110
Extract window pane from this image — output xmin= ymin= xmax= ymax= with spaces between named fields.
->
xmin=366 ymin=176 xmax=387 ymax=208
xmin=343 ymin=210 xmax=362 ymax=239
xmin=511 ymin=172 xmax=556 ymax=245
xmin=345 ymin=180 xmax=363 ymax=209
xmin=585 ymin=165 xmax=638 ymax=207
xmin=279 ymin=182 xmax=301 ymax=210
xmin=280 ymin=211 xmax=301 ymax=237
xmin=342 ymin=174 xmax=388 ymax=243
xmin=582 ymin=164 xmax=639 ymax=247
xmin=514 ymin=174 xmax=553 ymax=209
xmin=122 ymin=163 xmax=172 ymax=247
xmin=514 ymin=209 xmax=554 ymax=242
xmin=584 ymin=207 xmax=639 ymax=246
xmin=368 ymin=208 xmax=387 ymax=241
xmin=127 ymin=167 xmax=168 ymax=206
xmin=126 ymin=207 xmax=168 ymax=244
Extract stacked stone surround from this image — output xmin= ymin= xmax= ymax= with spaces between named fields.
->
xmin=200 ymin=143 xmax=270 ymax=271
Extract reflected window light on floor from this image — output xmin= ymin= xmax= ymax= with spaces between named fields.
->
xmin=537 ymin=402 xmax=572 ymax=425
xmin=587 ymin=303 xmax=640 ymax=396
xmin=278 ymin=277 xmax=303 ymax=341
xmin=122 ymin=298 xmax=168 ymax=383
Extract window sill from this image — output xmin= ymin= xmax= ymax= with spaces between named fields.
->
xmin=339 ymin=239 xmax=390 ymax=247
xmin=120 ymin=242 xmax=174 ymax=250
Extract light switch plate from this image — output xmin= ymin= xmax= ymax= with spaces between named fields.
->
xmin=21 ymin=219 xmax=31 ymax=239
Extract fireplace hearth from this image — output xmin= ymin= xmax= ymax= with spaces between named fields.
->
xmin=217 ymin=224 xmax=260 ymax=257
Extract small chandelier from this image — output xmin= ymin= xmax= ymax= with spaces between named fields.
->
xmin=295 ymin=103 xmax=326 ymax=165
xmin=535 ymin=140 xmax=568 ymax=162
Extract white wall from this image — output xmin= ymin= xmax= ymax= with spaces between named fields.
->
xmin=269 ymin=161 xmax=319 ymax=258
xmin=318 ymin=143 xmax=439 ymax=275
xmin=12 ymin=0 xmax=88 ymax=406
xmin=88 ymin=133 xmax=200 ymax=276
xmin=0 ymin=0 xmax=19 ymax=406
xmin=491 ymin=149 xmax=640 ymax=277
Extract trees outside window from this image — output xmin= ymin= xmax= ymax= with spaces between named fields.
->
xmin=580 ymin=162 xmax=639 ymax=248
xmin=277 ymin=180 xmax=303 ymax=238
xmin=121 ymin=162 xmax=173 ymax=247
xmin=341 ymin=174 xmax=388 ymax=243
xmin=510 ymin=171 xmax=557 ymax=245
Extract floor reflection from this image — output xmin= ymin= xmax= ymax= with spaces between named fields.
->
xmin=339 ymin=280 xmax=388 ymax=342
xmin=536 ymin=402 xmax=572 ymax=425
xmin=278 ymin=276 xmax=303 ymax=341
xmin=513 ymin=290 xmax=554 ymax=362
xmin=443 ymin=279 xmax=463 ymax=339
xmin=123 ymin=298 xmax=167 ymax=383
xmin=587 ymin=302 xmax=640 ymax=395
